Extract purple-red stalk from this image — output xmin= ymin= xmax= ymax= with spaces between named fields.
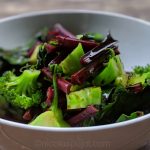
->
xmin=45 ymin=87 xmax=54 ymax=107
xmin=49 ymin=48 xmax=72 ymax=64
xmin=54 ymin=23 xmax=76 ymax=38
xmin=127 ymin=83 xmax=143 ymax=93
xmin=42 ymin=67 xmax=72 ymax=93
xmin=67 ymin=105 xmax=98 ymax=126
xmin=27 ymin=41 xmax=41 ymax=57
xmin=23 ymin=109 xmax=33 ymax=121
xmin=71 ymin=50 xmax=110 ymax=84
xmin=80 ymin=44 xmax=118 ymax=65
xmin=44 ymin=43 xmax=58 ymax=53
xmin=80 ymin=47 xmax=112 ymax=66
xmin=80 ymin=33 xmax=119 ymax=65
xmin=46 ymin=30 xmax=61 ymax=41
xmin=56 ymin=36 xmax=99 ymax=52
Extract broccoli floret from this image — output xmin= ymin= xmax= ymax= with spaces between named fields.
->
xmin=128 ymin=65 xmax=150 ymax=86
xmin=0 ymin=69 xmax=42 ymax=110
xmin=133 ymin=64 xmax=150 ymax=75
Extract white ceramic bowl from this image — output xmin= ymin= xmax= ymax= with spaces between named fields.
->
xmin=0 ymin=10 xmax=150 ymax=150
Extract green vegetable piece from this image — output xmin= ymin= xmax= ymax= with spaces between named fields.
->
xmin=67 ymin=87 xmax=101 ymax=109
xmin=49 ymin=40 xmax=59 ymax=46
xmin=30 ymin=44 xmax=41 ymax=64
xmin=128 ymin=72 xmax=150 ymax=86
xmin=0 ymin=70 xmax=42 ymax=110
xmin=114 ymin=56 xmax=127 ymax=86
xmin=76 ymin=34 xmax=83 ymax=39
xmin=76 ymin=33 xmax=104 ymax=42
xmin=59 ymin=43 xmax=84 ymax=75
xmin=30 ymin=65 xmax=70 ymax=127
xmin=93 ymin=55 xmax=127 ymax=86
xmin=128 ymin=73 xmax=148 ymax=86
xmin=70 ymin=82 xmax=90 ymax=92
xmin=128 ymin=64 xmax=150 ymax=86
xmin=93 ymin=33 xmax=104 ymax=41
xmin=30 ymin=111 xmax=63 ymax=127
xmin=116 ymin=111 xmax=144 ymax=123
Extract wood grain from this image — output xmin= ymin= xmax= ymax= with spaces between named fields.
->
xmin=0 ymin=0 xmax=150 ymax=21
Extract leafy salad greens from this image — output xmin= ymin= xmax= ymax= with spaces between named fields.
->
xmin=0 ymin=24 xmax=150 ymax=127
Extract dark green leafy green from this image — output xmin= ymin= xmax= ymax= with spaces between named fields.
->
xmin=95 ymin=85 xmax=150 ymax=124
xmin=0 ymin=48 xmax=29 ymax=65
xmin=116 ymin=111 xmax=144 ymax=122
xmin=77 ymin=33 xmax=104 ymax=42
xmin=35 ymin=27 xmax=49 ymax=42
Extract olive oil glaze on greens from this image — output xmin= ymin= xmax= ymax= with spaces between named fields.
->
xmin=0 ymin=24 xmax=150 ymax=127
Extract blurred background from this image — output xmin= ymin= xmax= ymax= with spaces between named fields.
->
xmin=0 ymin=0 xmax=150 ymax=21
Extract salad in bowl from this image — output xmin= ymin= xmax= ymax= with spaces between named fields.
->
xmin=0 ymin=23 xmax=149 ymax=128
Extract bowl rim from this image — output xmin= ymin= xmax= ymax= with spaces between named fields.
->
xmin=0 ymin=9 xmax=150 ymax=132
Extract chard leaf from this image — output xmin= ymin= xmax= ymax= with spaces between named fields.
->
xmin=93 ymin=55 xmax=126 ymax=86
xmin=29 ymin=44 xmax=41 ymax=64
xmin=59 ymin=43 xmax=84 ymax=75
xmin=70 ymin=82 xmax=90 ymax=92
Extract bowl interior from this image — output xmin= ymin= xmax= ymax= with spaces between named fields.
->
xmin=0 ymin=11 xmax=150 ymax=71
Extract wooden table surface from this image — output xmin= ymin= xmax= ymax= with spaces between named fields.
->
xmin=0 ymin=0 xmax=150 ymax=149
xmin=0 ymin=0 xmax=150 ymax=22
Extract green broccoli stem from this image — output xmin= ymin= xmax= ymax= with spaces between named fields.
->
xmin=49 ymin=64 xmax=70 ymax=127
xmin=50 ymin=65 xmax=58 ymax=112
xmin=29 ymin=64 xmax=69 ymax=127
